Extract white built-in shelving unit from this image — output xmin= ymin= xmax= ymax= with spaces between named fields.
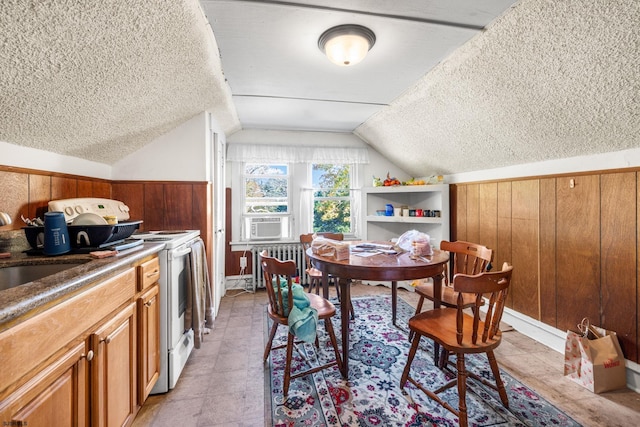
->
xmin=361 ymin=184 xmax=450 ymax=291
xmin=362 ymin=184 xmax=450 ymax=249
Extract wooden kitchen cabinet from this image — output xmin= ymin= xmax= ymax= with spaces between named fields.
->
xmin=0 ymin=341 xmax=89 ymax=426
xmin=137 ymin=283 xmax=160 ymax=403
xmin=0 ymin=253 xmax=161 ymax=427
xmin=91 ymin=301 xmax=137 ymax=427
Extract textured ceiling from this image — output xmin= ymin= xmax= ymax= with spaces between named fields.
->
xmin=0 ymin=0 xmax=638 ymax=175
xmin=356 ymin=0 xmax=640 ymax=176
xmin=0 ymin=0 xmax=239 ymax=165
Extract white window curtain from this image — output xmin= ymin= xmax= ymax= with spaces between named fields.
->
xmin=228 ymin=144 xmax=368 ymax=239
xmin=299 ymin=187 xmax=314 ymax=234
xmin=227 ymin=144 xmax=369 ymax=164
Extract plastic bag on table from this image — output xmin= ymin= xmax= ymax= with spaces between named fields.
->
xmin=396 ymin=230 xmax=433 ymax=256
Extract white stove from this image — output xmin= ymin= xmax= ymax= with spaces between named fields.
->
xmin=131 ymin=230 xmax=200 ymax=248
xmin=131 ymin=229 xmax=201 ymax=394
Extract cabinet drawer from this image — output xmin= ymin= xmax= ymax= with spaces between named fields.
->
xmin=137 ymin=257 xmax=160 ymax=292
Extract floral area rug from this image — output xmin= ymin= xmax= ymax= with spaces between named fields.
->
xmin=267 ymin=295 xmax=581 ymax=426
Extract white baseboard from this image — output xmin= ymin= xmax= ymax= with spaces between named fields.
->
xmin=501 ymin=307 xmax=640 ymax=393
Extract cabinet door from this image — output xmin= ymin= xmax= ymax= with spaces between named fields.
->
xmin=91 ymin=302 xmax=137 ymax=427
xmin=0 ymin=341 xmax=89 ymax=427
xmin=138 ymin=283 xmax=160 ymax=403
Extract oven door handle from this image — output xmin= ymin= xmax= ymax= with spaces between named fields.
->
xmin=169 ymin=246 xmax=192 ymax=260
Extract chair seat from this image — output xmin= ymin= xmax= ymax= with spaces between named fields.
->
xmin=306 ymin=267 xmax=323 ymax=279
xmin=408 ymin=308 xmax=502 ymax=354
xmin=414 ymin=281 xmax=480 ymax=308
xmin=267 ymin=292 xmax=337 ymax=324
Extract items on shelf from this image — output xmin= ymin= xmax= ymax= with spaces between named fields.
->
xmin=372 ymin=174 xmax=445 ymax=187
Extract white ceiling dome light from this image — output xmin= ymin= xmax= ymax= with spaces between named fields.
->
xmin=318 ymin=24 xmax=376 ymax=66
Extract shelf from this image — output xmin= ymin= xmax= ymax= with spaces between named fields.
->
xmin=365 ymin=215 xmax=442 ymax=224
xmin=364 ymin=184 xmax=447 ymax=194
xmin=362 ymin=183 xmax=449 ymax=245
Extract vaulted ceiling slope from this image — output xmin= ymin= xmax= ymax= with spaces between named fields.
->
xmin=0 ymin=0 xmax=239 ymax=165
xmin=1 ymin=1 xmax=638 ymax=176
xmin=356 ymin=0 xmax=640 ymax=176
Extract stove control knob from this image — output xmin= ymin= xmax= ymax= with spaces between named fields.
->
xmin=75 ymin=206 xmax=83 ymax=214
xmin=64 ymin=207 xmax=74 ymax=216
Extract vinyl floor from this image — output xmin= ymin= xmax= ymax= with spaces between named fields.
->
xmin=132 ymin=282 xmax=640 ymax=427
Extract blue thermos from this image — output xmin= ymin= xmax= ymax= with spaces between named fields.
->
xmin=43 ymin=211 xmax=71 ymax=255
xmin=385 ymin=204 xmax=394 ymax=216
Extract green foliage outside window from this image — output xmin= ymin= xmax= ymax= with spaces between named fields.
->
xmin=313 ymin=164 xmax=351 ymax=233
xmin=244 ymin=164 xmax=289 ymax=214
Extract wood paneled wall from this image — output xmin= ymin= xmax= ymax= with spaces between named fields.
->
xmin=0 ymin=167 xmax=111 ymax=226
xmin=0 ymin=167 xmax=212 ymax=275
xmin=453 ymin=170 xmax=640 ymax=363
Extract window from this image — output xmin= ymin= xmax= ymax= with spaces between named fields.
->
xmin=312 ymin=164 xmax=352 ymax=233
xmin=243 ymin=163 xmax=289 ymax=214
xmin=242 ymin=163 xmax=290 ymax=240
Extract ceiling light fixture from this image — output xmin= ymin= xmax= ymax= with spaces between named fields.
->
xmin=318 ymin=24 xmax=376 ymax=66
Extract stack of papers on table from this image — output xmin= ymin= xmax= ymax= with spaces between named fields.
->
xmin=351 ymin=243 xmax=398 ymax=256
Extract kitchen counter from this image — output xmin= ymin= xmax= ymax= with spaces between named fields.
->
xmin=0 ymin=242 xmax=164 ymax=330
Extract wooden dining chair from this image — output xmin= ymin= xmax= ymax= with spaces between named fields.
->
xmin=410 ymin=240 xmax=493 ymax=362
xmin=261 ymin=250 xmax=343 ymax=396
xmin=300 ymin=232 xmax=354 ymax=319
xmin=400 ymin=263 xmax=513 ymax=427
xmin=412 ymin=240 xmax=493 ymax=316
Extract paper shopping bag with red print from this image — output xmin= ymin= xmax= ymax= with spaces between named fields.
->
xmin=563 ymin=318 xmax=626 ymax=393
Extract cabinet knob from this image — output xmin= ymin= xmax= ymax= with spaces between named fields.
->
xmin=102 ymin=337 xmax=111 ymax=344
xmin=86 ymin=350 xmax=94 ymax=361
xmin=146 ymin=269 xmax=159 ymax=278
xmin=144 ymin=300 xmax=153 ymax=307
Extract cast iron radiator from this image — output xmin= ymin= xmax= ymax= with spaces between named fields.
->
xmin=250 ymin=243 xmax=306 ymax=290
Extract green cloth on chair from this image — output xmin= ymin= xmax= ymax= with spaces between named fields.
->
xmin=277 ymin=280 xmax=318 ymax=343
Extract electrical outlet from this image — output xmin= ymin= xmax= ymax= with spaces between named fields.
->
xmin=239 ymin=256 xmax=247 ymax=269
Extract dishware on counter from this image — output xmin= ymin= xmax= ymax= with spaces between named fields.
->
xmin=72 ymin=212 xmax=108 ymax=225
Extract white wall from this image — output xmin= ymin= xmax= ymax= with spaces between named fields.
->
xmin=112 ymin=113 xmax=211 ymax=181
xmin=447 ymin=147 xmax=640 ymax=183
xmin=1 ymin=111 xmax=224 ymax=183
xmin=225 ymin=129 xmax=410 ymax=243
xmin=0 ymin=140 xmax=112 ymax=179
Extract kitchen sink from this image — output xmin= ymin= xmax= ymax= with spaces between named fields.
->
xmin=0 ymin=263 xmax=87 ymax=292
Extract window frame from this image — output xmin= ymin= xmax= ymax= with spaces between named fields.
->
xmin=310 ymin=163 xmax=354 ymax=235
xmin=242 ymin=162 xmax=291 ymax=216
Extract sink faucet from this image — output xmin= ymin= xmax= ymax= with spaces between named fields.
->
xmin=0 ymin=212 xmax=12 ymax=226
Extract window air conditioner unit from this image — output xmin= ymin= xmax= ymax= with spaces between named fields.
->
xmin=249 ymin=217 xmax=282 ymax=240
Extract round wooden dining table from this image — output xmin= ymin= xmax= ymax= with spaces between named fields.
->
xmin=308 ymin=245 xmax=449 ymax=378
